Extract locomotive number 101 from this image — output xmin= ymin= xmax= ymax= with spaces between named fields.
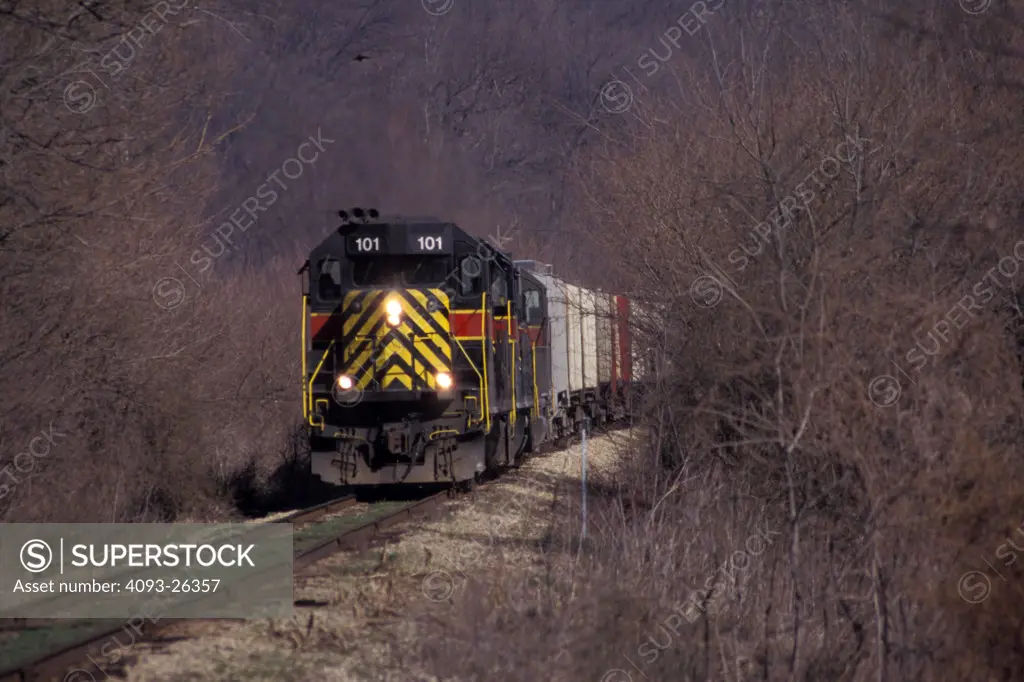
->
xmin=417 ymin=236 xmax=443 ymax=251
xmin=354 ymin=237 xmax=381 ymax=252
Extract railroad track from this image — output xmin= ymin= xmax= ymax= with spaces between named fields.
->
xmin=0 ymin=491 xmax=452 ymax=682
xmin=278 ymin=492 xmax=358 ymax=526
xmin=0 ymin=427 xmax=624 ymax=682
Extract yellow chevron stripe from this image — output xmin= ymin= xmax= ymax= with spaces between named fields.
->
xmin=375 ymin=338 xmax=413 ymax=366
xmin=376 ymin=340 xmax=422 ymax=387
xmin=415 ymin=288 xmax=451 ymax=314
xmin=402 ymin=306 xmax=438 ymax=337
xmin=343 ymin=346 xmax=375 ymax=387
xmin=372 ymin=348 xmax=415 ymax=385
xmin=382 ymin=371 xmax=412 ymax=389
xmin=404 ymin=290 xmax=452 ymax=361
xmin=336 ymin=288 xmax=457 ymax=391
xmin=428 ymin=289 xmax=452 ymax=335
xmin=356 ymin=310 xmax=383 ymax=339
xmin=402 ymin=320 xmax=451 ymax=368
xmin=345 ymin=342 xmax=372 ymax=366
xmin=409 ymin=342 xmax=447 ymax=380
xmin=341 ymin=291 xmax=372 ymax=336
xmin=378 ymin=353 xmax=419 ymax=390
xmin=412 ymin=289 xmax=453 ymax=346
xmin=390 ymin=291 xmax=451 ymax=375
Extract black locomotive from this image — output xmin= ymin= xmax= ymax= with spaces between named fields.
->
xmin=300 ymin=209 xmax=640 ymax=489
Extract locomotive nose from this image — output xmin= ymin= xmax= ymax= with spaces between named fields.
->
xmin=337 ymin=288 xmax=453 ymax=393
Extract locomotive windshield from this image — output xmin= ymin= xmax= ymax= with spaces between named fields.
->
xmin=351 ymin=256 xmax=452 ymax=287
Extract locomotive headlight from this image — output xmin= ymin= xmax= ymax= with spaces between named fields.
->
xmin=385 ymin=298 xmax=402 ymax=326
xmin=436 ymin=372 xmax=453 ymax=390
xmin=337 ymin=375 xmax=354 ymax=390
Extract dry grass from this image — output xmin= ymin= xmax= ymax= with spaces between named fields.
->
xmin=119 ymin=438 xmax=612 ymax=681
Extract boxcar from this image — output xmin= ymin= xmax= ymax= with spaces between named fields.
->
xmin=517 ymin=261 xmax=635 ymax=441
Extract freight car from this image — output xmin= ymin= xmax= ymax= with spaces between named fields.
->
xmin=516 ymin=261 xmax=639 ymax=444
xmin=300 ymin=209 xmax=640 ymax=489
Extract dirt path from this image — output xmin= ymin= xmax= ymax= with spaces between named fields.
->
xmin=119 ymin=434 xmax=622 ymax=682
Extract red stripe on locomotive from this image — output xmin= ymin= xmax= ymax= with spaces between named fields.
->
xmin=493 ymin=318 xmax=519 ymax=338
xmin=449 ymin=311 xmax=530 ymax=341
xmin=449 ymin=310 xmax=486 ymax=337
xmin=310 ymin=313 xmax=343 ymax=340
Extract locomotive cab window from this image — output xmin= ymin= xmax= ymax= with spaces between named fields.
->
xmin=524 ymin=289 xmax=542 ymax=324
xmin=405 ymin=258 xmax=452 ymax=285
xmin=489 ymin=276 xmax=508 ymax=308
xmin=352 ymin=257 xmax=451 ymax=287
xmin=317 ymin=258 xmax=342 ymax=301
xmin=458 ymin=256 xmax=483 ymax=295
xmin=352 ymin=259 xmax=394 ymax=286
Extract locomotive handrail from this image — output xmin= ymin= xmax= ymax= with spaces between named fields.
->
xmin=450 ymin=335 xmax=484 ymax=426
xmin=507 ymin=298 xmax=516 ymax=430
xmin=532 ymin=337 xmax=539 ymax=418
xmin=534 ymin=314 xmax=550 ymax=418
xmin=308 ymin=338 xmax=335 ymax=427
xmin=302 ymin=294 xmax=308 ymax=422
xmin=481 ymin=292 xmax=490 ymax=433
